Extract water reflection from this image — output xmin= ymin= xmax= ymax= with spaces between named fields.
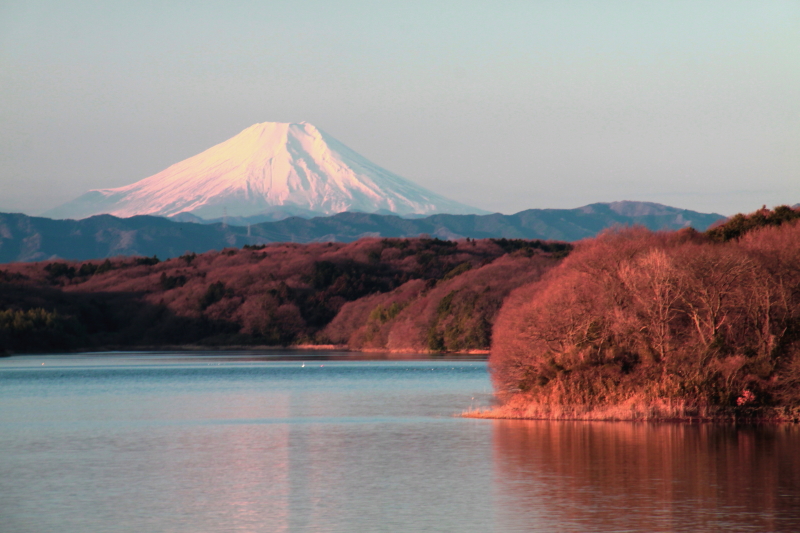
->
xmin=3 ymin=355 xmax=800 ymax=532
xmin=492 ymin=421 xmax=800 ymax=532
xmin=0 ymin=356 xmax=496 ymax=533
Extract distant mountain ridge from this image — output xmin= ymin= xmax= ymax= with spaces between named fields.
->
xmin=0 ymin=202 xmax=724 ymax=263
xmin=44 ymin=122 xmax=485 ymax=220
xmin=167 ymin=204 xmax=427 ymax=226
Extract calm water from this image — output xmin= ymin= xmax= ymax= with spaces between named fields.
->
xmin=1 ymin=352 xmax=800 ymax=533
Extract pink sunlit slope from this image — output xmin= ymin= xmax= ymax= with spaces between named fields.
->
xmin=46 ymin=122 xmax=485 ymax=220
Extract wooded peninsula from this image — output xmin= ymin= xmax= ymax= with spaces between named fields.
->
xmin=481 ymin=206 xmax=800 ymax=421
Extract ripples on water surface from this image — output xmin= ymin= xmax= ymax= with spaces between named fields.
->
xmin=1 ymin=351 xmax=799 ymax=532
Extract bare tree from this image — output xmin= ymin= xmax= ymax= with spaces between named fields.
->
xmin=679 ymin=247 xmax=752 ymax=359
xmin=618 ymin=248 xmax=685 ymax=369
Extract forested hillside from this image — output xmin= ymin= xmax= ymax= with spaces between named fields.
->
xmin=0 ymin=238 xmax=567 ymax=354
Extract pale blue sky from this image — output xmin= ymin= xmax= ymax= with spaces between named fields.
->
xmin=1 ymin=1 xmax=798 ymax=216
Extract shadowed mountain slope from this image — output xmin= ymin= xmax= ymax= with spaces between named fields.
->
xmin=1 ymin=201 xmax=723 ymax=263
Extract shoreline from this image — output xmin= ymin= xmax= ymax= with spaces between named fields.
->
xmin=462 ymin=397 xmax=800 ymax=423
xmin=462 ymin=410 xmax=800 ymax=423
xmin=1 ymin=344 xmax=490 ymax=357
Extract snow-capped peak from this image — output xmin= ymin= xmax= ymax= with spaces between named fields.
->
xmin=45 ymin=122 xmax=485 ymax=220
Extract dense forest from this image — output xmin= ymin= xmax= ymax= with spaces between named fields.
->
xmin=484 ymin=206 xmax=800 ymax=421
xmin=0 ymin=237 xmax=567 ymax=354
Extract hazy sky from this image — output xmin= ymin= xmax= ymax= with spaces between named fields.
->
xmin=1 ymin=1 xmax=798 ymax=216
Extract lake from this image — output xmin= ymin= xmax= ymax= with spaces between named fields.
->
xmin=1 ymin=352 xmax=799 ymax=532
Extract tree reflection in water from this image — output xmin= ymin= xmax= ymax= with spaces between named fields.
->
xmin=492 ymin=421 xmax=800 ymax=533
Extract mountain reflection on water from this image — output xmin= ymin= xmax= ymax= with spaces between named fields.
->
xmin=1 ymin=353 xmax=799 ymax=532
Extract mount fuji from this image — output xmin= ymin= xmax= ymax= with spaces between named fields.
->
xmin=45 ymin=122 xmax=487 ymax=220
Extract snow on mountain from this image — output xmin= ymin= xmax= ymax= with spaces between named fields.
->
xmin=45 ymin=122 xmax=486 ymax=220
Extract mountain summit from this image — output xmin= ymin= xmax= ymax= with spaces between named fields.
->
xmin=46 ymin=122 xmax=486 ymax=220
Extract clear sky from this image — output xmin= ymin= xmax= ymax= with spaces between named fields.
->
xmin=1 ymin=0 xmax=798 ymax=216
